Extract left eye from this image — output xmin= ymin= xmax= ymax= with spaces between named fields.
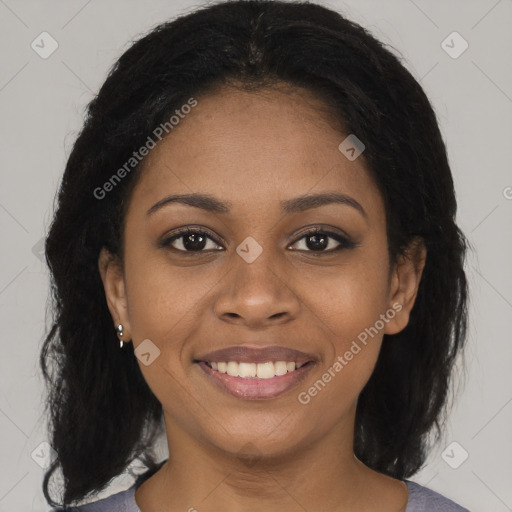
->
xmin=160 ymin=228 xmax=355 ymax=254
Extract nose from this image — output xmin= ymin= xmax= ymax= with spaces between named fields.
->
xmin=212 ymin=243 xmax=301 ymax=328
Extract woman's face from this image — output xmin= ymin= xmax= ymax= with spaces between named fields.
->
xmin=100 ymin=84 xmax=424 ymax=461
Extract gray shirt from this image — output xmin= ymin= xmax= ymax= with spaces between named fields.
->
xmin=51 ymin=480 xmax=470 ymax=511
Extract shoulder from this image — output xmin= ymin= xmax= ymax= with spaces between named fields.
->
xmin=405 ymin=480 xmax=470 ymax=511
xmin=48 ymin=485 xmax=140 ymax=512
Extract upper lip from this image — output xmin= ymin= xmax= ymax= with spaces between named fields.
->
xmin=195 ymin=345 xmax=317 ymax=365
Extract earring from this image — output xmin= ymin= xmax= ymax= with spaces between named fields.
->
xmin=116 ymin=324 xmax=124 ymax=348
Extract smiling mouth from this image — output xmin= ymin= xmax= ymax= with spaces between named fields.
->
xmin=195 ymin=359 xmax=316 ymax=399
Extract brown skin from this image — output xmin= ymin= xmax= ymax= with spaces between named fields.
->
xmin=99 ymin=84 xmax=426 ymax=512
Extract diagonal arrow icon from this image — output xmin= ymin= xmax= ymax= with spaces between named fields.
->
xmin=135 ymin=339 xmax=161 ymax=366
xmin=31 ymin=31 xmax=59 ymax=59
xmin=441 ymin=31 xmax=468 ymax=59
xmin=338 ymin=134 xmax=365 ymax=161
xmin=236 ymin=236 xmax=263 ymax=263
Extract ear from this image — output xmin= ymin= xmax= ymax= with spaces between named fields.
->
xmin=98 ymin=247 xmax=132 ymax=344
xmin=384 ymin=237 xmax=427 ymax=335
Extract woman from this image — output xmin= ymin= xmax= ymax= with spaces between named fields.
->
xmin=41 ymin=0 xmax=470 ymax=510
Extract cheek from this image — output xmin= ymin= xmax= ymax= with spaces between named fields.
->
xmin=294 ymin=249 xmax=390 ymax=408
xmin=296 ymin=266 xmax=388 ymax=423
xmin=122 ymin=254 xmax=215 ymax=413
xmin=124 ymin=252 xmax=217 ymax=344
xmin=302 ymin=251 xmax=391 ymax=344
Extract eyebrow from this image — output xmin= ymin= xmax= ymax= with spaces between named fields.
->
xmin=146 ymin=192 xmax=367 ymax=219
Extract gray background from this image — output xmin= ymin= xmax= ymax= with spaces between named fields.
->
xmin=0 ymin=0 xmax=511 ymax=510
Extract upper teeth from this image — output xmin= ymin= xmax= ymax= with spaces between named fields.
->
xmin=209 ymin=361 xmax=305 ymax=379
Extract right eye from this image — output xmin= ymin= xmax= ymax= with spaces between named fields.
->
xmin=160 ymin=228 xmax=224 ymax=253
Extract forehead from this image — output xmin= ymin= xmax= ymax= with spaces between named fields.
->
xmin=129 ymin=85 xmax=382 ymax=217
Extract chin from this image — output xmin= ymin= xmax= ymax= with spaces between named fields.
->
xmin=204 ymin=418 xmax=311 ymax=462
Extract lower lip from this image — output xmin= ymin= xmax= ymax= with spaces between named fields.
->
xmin=196 ymin=361 xmax=315 ymax=400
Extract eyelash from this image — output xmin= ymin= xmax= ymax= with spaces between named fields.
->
xmin=159 ymin=227 xmax=357 ymax=255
